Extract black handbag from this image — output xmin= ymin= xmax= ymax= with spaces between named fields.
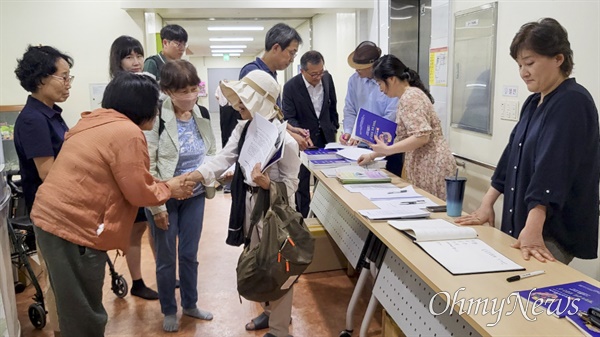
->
xmin=236 ymin=182 xmax=315 ymax=302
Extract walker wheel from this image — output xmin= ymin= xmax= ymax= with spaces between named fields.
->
xmin=339 ymin=329 xmax=353 ymax=337
xmin=112 ymin=275 xmax=129 ymax=298
xmin=14 ymin=281 xmax=26 ymax=294
xmin=28 ymin=302 xmax=46 ymax=329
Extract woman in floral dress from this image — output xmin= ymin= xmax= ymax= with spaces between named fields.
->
xmin=358 ymin=54 xmax=456 ymax=199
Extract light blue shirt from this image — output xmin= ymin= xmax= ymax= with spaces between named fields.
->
xmin=342 ymin=72 xmax=399 ymax=134
xmin=174 ymin=118 xmax=206 ymax=196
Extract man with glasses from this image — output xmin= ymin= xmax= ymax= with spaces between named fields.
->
xmin=239 ymin=23 xmax=301 ymax=88
xmin=342 ymin=41 xmax=404 ymax=177
xmin=143 ymin=24 xmax=188 ymax=81
xmin=235 ymin=23 xmax=312 ymax=151
xmin=282 ymin=50 xmax=338 ymax=217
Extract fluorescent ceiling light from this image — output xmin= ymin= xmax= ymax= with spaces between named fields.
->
xmin=210 ymin=45 xmax=247 ymax=49
xmin=211 ymin=49 xmax=243 ymax=53
xmin=212 ymin=53 xmax=241 ymax=57
xmin=208 ymin=26 xmax=264 ymax=31
xmin=210 ymin=37 xmax=254 ymax=42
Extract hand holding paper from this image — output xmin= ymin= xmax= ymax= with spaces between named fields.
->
xmin=251 ymin=162 xmax=270 ymax=190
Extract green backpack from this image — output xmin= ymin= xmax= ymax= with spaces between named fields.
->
xmin=236 ymin=182 xmax=315 ymax=302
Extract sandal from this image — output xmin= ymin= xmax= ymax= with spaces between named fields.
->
xmin=245 ymin=312 xmax=269 ymax=331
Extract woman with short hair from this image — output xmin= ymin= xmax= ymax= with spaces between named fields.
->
xmin=456 ymin=18 xmax=599 ymax=264
xmin=31 ymin=72 xmax=193 ymax=337
xmin=108 ymin=35 xmax=158 ymax=300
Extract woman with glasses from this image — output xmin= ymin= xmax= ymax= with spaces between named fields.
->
xmin=144 ymin=59 xmax=216 ymax=332
xmin=14 ymin=44 xmax=74 ymax=337
xmin=108 ymin=35 xmax=159 ymax=301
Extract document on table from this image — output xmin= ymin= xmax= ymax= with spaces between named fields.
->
xmin=388 ymin=219 xmax=524 ymax=275
xmin=343 ymin=183 xmax=399 ymax=193
xmin=336 ymin=147 xmax=384 ymax=161
xmin=358 ymin=205 xmax=430 ymax=220
xmin=360 ymin=185 xmax=423 ymax=200
xmin=321 ymin=165 xmax=362 ymax=178
xmin=372 ymin=197 xmax=437 ymax=209
xmin=238 ymin=113 xmax=287 ymax=178
xmin=324 ymin=142 xmax=350 ymax=150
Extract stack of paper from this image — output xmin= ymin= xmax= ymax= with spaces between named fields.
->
xmin=309 ymin=158 xmax=351 ymax=169
xmin=238 ymin=114 xmax=287 ymax=177
xmin=303 ymin=148 xmax=340 ymax=160
xmin=360 ymin=185 xmax=423 ymax=200
xmin=359 ymin=206 xmax=430 ymax=220
xmin=337 ymin=169 xmax=391 ymax=184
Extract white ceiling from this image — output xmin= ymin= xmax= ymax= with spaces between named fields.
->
xmin=149 ymin=7 xmax=357 ymax=57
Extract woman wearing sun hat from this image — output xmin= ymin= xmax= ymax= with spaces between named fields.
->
xmin=186 ymin=70 xmax=300 ymax=337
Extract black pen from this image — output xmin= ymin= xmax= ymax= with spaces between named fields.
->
xmin=387 ymin=190 xmax=407 ymax=194
xmin=400 ymin=200 xmax=425 ymax=205
xmin=506 ymin=270 xmax=545 ymax=282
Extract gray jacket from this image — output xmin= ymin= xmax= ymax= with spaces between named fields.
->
xmin=145 ymin=98 xmax=216 ymax=215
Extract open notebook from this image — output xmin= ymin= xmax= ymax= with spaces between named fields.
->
xmin=388 ymin=219 xmax=524 ymax=275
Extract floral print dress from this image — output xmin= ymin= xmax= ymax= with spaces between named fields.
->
xmin=395 ymin=87 xmax=457 ymax=200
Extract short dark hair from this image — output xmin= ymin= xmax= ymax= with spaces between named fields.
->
xmin=14 ymin=45 xmax=74 ymax=93
xmin=300 ymin=50 xmax=324 ymax=70
xmin=159 ymin=59 xmax=200 ymax=92
xmin=265 ymin=23 xmax=302 ymax=51
xmin=373 ymin=54 xmax=434 ymax=104
xmin=109 ymin=35 xmax=144 ymax=78
xmin=102 ymin=72 xmax=159 ymax=126
xmin=160 ymin=24 xmax=188 ymax=43
xmin=510 ymin=18 xmax=573 ymax=76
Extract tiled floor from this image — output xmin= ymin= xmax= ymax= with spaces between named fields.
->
xmin=16 ymin=190 xmax=383 ymax=337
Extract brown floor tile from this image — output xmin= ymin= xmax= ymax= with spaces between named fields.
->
xmin=16 ymin=191 xmax=382 ymax=336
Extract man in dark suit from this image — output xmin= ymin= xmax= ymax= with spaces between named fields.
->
xmin=283 ymin=50 xmax=339 ymax=217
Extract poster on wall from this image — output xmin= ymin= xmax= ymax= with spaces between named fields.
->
xmin=429 ymin=47 xmax=448 ymax=87
xmin=198 ymin=81 xmax=207 ymax=97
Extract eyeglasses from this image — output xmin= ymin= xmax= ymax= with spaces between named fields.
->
xmin=51 ymin=74 xmax=75 ymax=85
xmin=284 ymin=48 xmax=297 ymax=59
xmin=170 ymin=40 xmax=188 ymax=50
xmin=305 ymin=68 xmax=326 ymax=78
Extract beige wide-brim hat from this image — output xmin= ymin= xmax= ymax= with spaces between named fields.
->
xmin=347 ymin=41 xmax=382 ymax=70
xmin=219 ymin=70 xmax=280 ymax=120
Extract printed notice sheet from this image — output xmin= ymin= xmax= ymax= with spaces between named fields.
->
xmin=238 ymin=113 xmax=287 ymax=178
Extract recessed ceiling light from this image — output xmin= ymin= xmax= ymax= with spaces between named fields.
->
xmin=210 ymin=45 xmax=247 ymax=49
xmin=210 ymin=37 xmax=254 ymax=42
xmin=229 ymin=53 xmax=241 ymax=57
xmin=210 ymin=49 xmax=243 ymax=53
xmin=207 ymin=26 xmax=264 ymax=31
xmin=212 ymin=53 xmax=224 ymax=57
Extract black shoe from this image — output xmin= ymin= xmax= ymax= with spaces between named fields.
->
xmin=131 ymin=284 xmax=159 ymax=300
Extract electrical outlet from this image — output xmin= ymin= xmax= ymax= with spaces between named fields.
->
xmin=499 ymin=101 xmax=508 ymax=120
xmin=506 ymin=101 xmax=519 ymax=121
